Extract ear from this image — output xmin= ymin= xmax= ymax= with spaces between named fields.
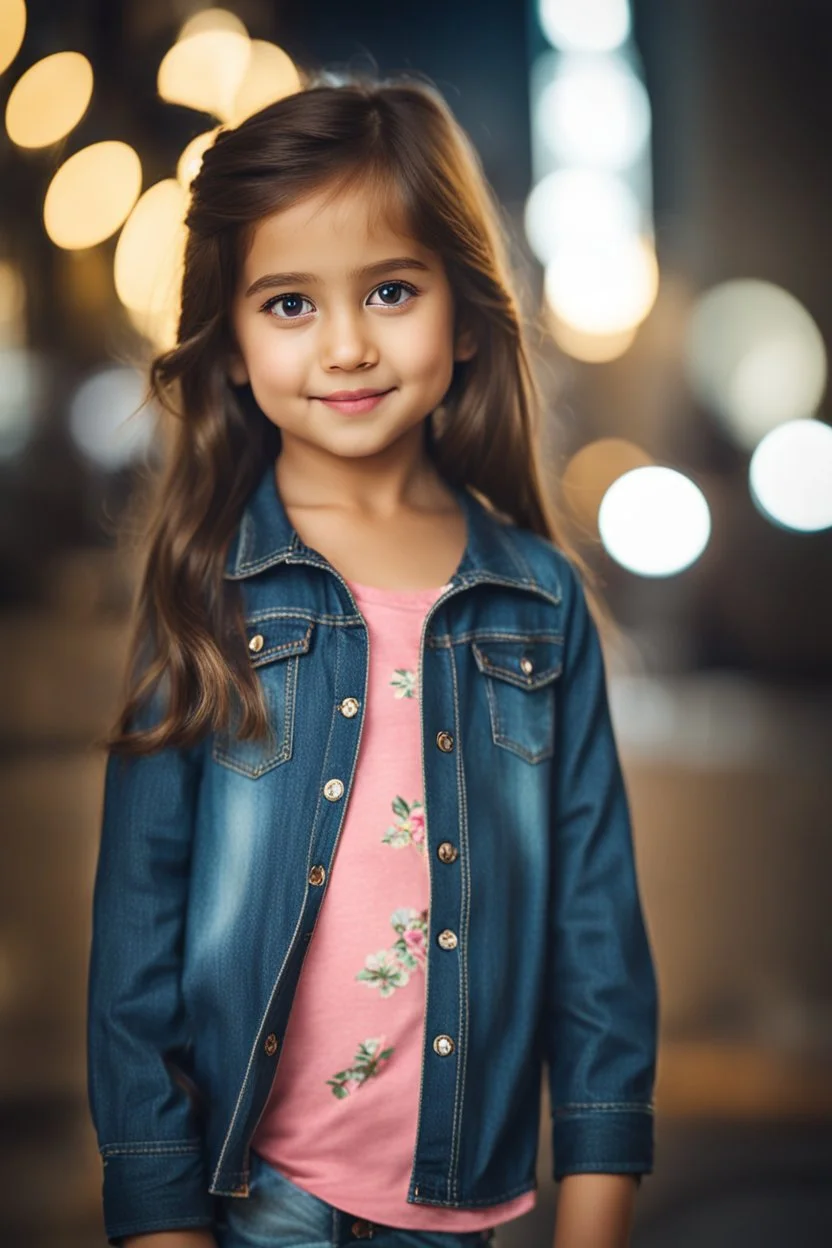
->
xmin=227 ymin=349 xmax=249 ymax=386
xmin=454 ymin=327 xmax=477 ymax=363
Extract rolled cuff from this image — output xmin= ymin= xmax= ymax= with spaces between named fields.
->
xmin=100 ymin=1142 xmax=216 ymax=1245
xmin=552 ymin=1105 xmax=654 ymax=1181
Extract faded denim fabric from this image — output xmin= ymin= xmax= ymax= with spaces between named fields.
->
xmin=214 ymin=1149 xmax=495 ymax=1248
xmin=86 ymin=459 xmax=659 ymax=1244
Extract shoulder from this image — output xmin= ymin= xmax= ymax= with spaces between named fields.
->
xmin=495 ymin=513 xmax=584 ymax=609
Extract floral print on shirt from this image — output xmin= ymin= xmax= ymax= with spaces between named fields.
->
xmin=390 ymin=668 xmax=416 ymax=698
xmin=326 ymin=656 xmax=428 ymax=1101
xmin=326 ymin=1036 xmax=395 ymax=1099
xmin=356 ymin=907 xmax=428 ymax=994
xmin=382 ymin=796 xmax=426 ymax=855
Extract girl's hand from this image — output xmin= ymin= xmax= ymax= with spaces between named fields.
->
xmin=121 ymin=1232 xmax=218 ymax=1248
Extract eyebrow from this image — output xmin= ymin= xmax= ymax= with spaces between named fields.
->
xmin=244 ymin=256 xmax=432 ymax=298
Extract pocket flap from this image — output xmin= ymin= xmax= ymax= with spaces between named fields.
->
xmin=245 ymin=617 xmax=315 ymax=668
xmin=471 ymin=636 xmax=563 ymax=690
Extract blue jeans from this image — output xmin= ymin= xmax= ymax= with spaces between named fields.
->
xmin=215 ymin=1150 xmax=497 ymax=1248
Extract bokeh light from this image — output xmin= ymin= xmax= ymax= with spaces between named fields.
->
xmin=179 ymin=7 xmax=248 ymax=39
xmin=0 ymin=0 xmax=26 ymax=76
xmin=545 ymin=306 xmax=637 ymax=361
xmin=158 ymin=27 xmax=251 ymax=121
xmin=5 ymin=52 xmax=93 ymax=148
xmin=539 ymin=52 xmax=650 ymax=169
xmin=562 ymin=437 xmax=653 ymax=532
xmin=0 ymin=347 xmax=41 ymax=459
xmin=43 ymin=141 xmax=142 ymax=250
xmin=749 ymin=419 xmax=832 ymax=533
xmin=685 ymin=279 xmax=827 ymax=451
xmin=229 ymin=40 xmax=302 ymax=125
xmin=114 ymin=179 xmax=188 ymax=349
xmin=543 ymin=232 xmax=658 ymax=334
xmin=176 ymin=127 xmax=221 ymax=188
xmin=524 ymin=167 xmax=641 ymax=266
xmin=598 ymin=465 xmax=711 ymax=576
xmin=538 ymin=0 xmax=631 ymax=53
xmin=68 ymin=365 xmax=155 ymax=469
xmin=0 ymin=260 xmax=25 ymax=346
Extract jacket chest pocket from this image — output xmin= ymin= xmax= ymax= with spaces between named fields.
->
xmin=471 ymin=634 xmax=563 ymax=764
xmin=212 ymin=617 xmax=315 ymax=778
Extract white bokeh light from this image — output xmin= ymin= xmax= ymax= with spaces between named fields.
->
xmin=69 ymin=366 xmax=155 ymax=469
xmin=538 ymin=52 xmax=650 ymax=169
xmin=599 ymin=466 xmax=711 ymax=577
xmin=524 ymin=167 xmax=641 ymax=265
xmin=749 ymin=419 xmax=832 ymax=533
xmin=685 ymin=279 xmax=827 ymax=450
xmin=538 ymin=0 xmax=631 ymax=53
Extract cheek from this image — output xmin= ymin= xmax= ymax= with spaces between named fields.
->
xmin=244 ymin=324 xmax=305 ymax=390
xmin=401 ymin=306 xmax=456 ymax=377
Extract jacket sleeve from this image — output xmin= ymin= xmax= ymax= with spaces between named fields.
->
xmin=545 ymin=560 xmax=659 ymax=1181
xmin=86 ymin=680 xmax=216 ymax=1244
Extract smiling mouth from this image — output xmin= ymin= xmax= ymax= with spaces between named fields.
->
xmin=313 ymin=389 xmax=395 ymax=412
xmin=316 ymin=388 xmax=393 ymax=401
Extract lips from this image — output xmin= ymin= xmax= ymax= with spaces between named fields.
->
xmin=319 ymin=388 xmax=392 ymax=401
xmin=314 ymin=388 xmax=394 ymax=414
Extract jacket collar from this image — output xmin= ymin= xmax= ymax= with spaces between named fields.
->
xmin=223 ymin=457 xmax=554 ymax=597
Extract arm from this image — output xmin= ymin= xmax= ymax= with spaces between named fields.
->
xmin=545 ymin=563 xmax=658 ymax=1203
xmin=553 ymin=1174 xmax=638 ymax=1248
xmin=86 ymin=680 xmax=216 ymax=1245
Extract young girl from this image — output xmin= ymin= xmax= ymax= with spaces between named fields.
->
xmin=87 ymin=71 xmax=658 ymax=1248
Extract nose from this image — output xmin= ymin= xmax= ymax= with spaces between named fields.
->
xmin=320 ymin=305 xmax=378 ymax=371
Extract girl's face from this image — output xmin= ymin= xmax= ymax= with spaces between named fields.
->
xmin=228 ymin=182 xmax=475 ymax=462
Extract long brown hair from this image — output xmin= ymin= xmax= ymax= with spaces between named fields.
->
xmin=103 ymin=68 xmax=603 ymax=757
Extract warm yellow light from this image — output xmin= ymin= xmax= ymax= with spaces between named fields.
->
xmin=114 ymin=179 xmax=188 ymax=348
xmin=544 ymin=234 xmax=659 ymax=335
xmin=43 ymin=141 xmax=142 ymax=250
xmin=0 ymin=0 xmax=26 ymax=76
xmin=176 ymin=127 xmax=221 ymax=188
xmin=158 ymin=28 xmax=251 ymax=121
xmin=562 ymin=438 xmax=653 ymax=535
xmin=5 ymin=51 xmax=93 ymax=148
xmin=546 ymin=309 xmax=637 ymax=362
xmin=230 ymin=40 xmax=301 ymax=125
xmin=179 ymin=7 xmax=248 ymax=40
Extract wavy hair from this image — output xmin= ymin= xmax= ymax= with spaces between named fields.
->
xmin=103 ymin=69 xmax=602 ymax=756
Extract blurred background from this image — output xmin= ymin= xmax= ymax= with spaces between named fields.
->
xmin=1 ymin=0 xmax=831 ymax=1244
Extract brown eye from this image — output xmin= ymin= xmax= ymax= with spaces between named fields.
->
xmin=369 ymin=281 xmax=418 ymax=307
xmin=263 ymin=293 xmax=312 ymax=319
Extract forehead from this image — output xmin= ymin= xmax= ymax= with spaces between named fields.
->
xmin=240 ymin=182 xmax=432 ymax=278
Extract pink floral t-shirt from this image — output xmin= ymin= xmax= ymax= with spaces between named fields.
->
xmin=250 ymin=577 xmax=537 ymax=1229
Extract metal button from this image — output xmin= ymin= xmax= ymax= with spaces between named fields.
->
xmin=323 ymin=778 xmax=344 ymax=801
xmin=437 ymin=841 xmax=458 ymax=863
xmin=351 ymin=1219 xmax=374 ymax=1239
xmin=308 ymin=864 xmax=326 ymax=886
xmin=248 ymin=633 xmax=264 ymax=653
xmin=433 ymin=1034 xmax=455 ymax=1056
xmin=437 ymin=929 xmax=458 ymax=950
xmin=436 ymin=730 xmax=454 ymax=752
xmin=520 ymin=656 xmax=534 ymax=675
xmin=235 ymin=1182 xmax=250 ymax=1195
xmin=263 ymin=1033 xmax=279 ymax=1056
xmin=340 ymin=696 xmax=360 ymax=718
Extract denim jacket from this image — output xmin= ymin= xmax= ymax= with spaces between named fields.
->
xmin=86 ymin=459 xmax=658 ymax=1244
